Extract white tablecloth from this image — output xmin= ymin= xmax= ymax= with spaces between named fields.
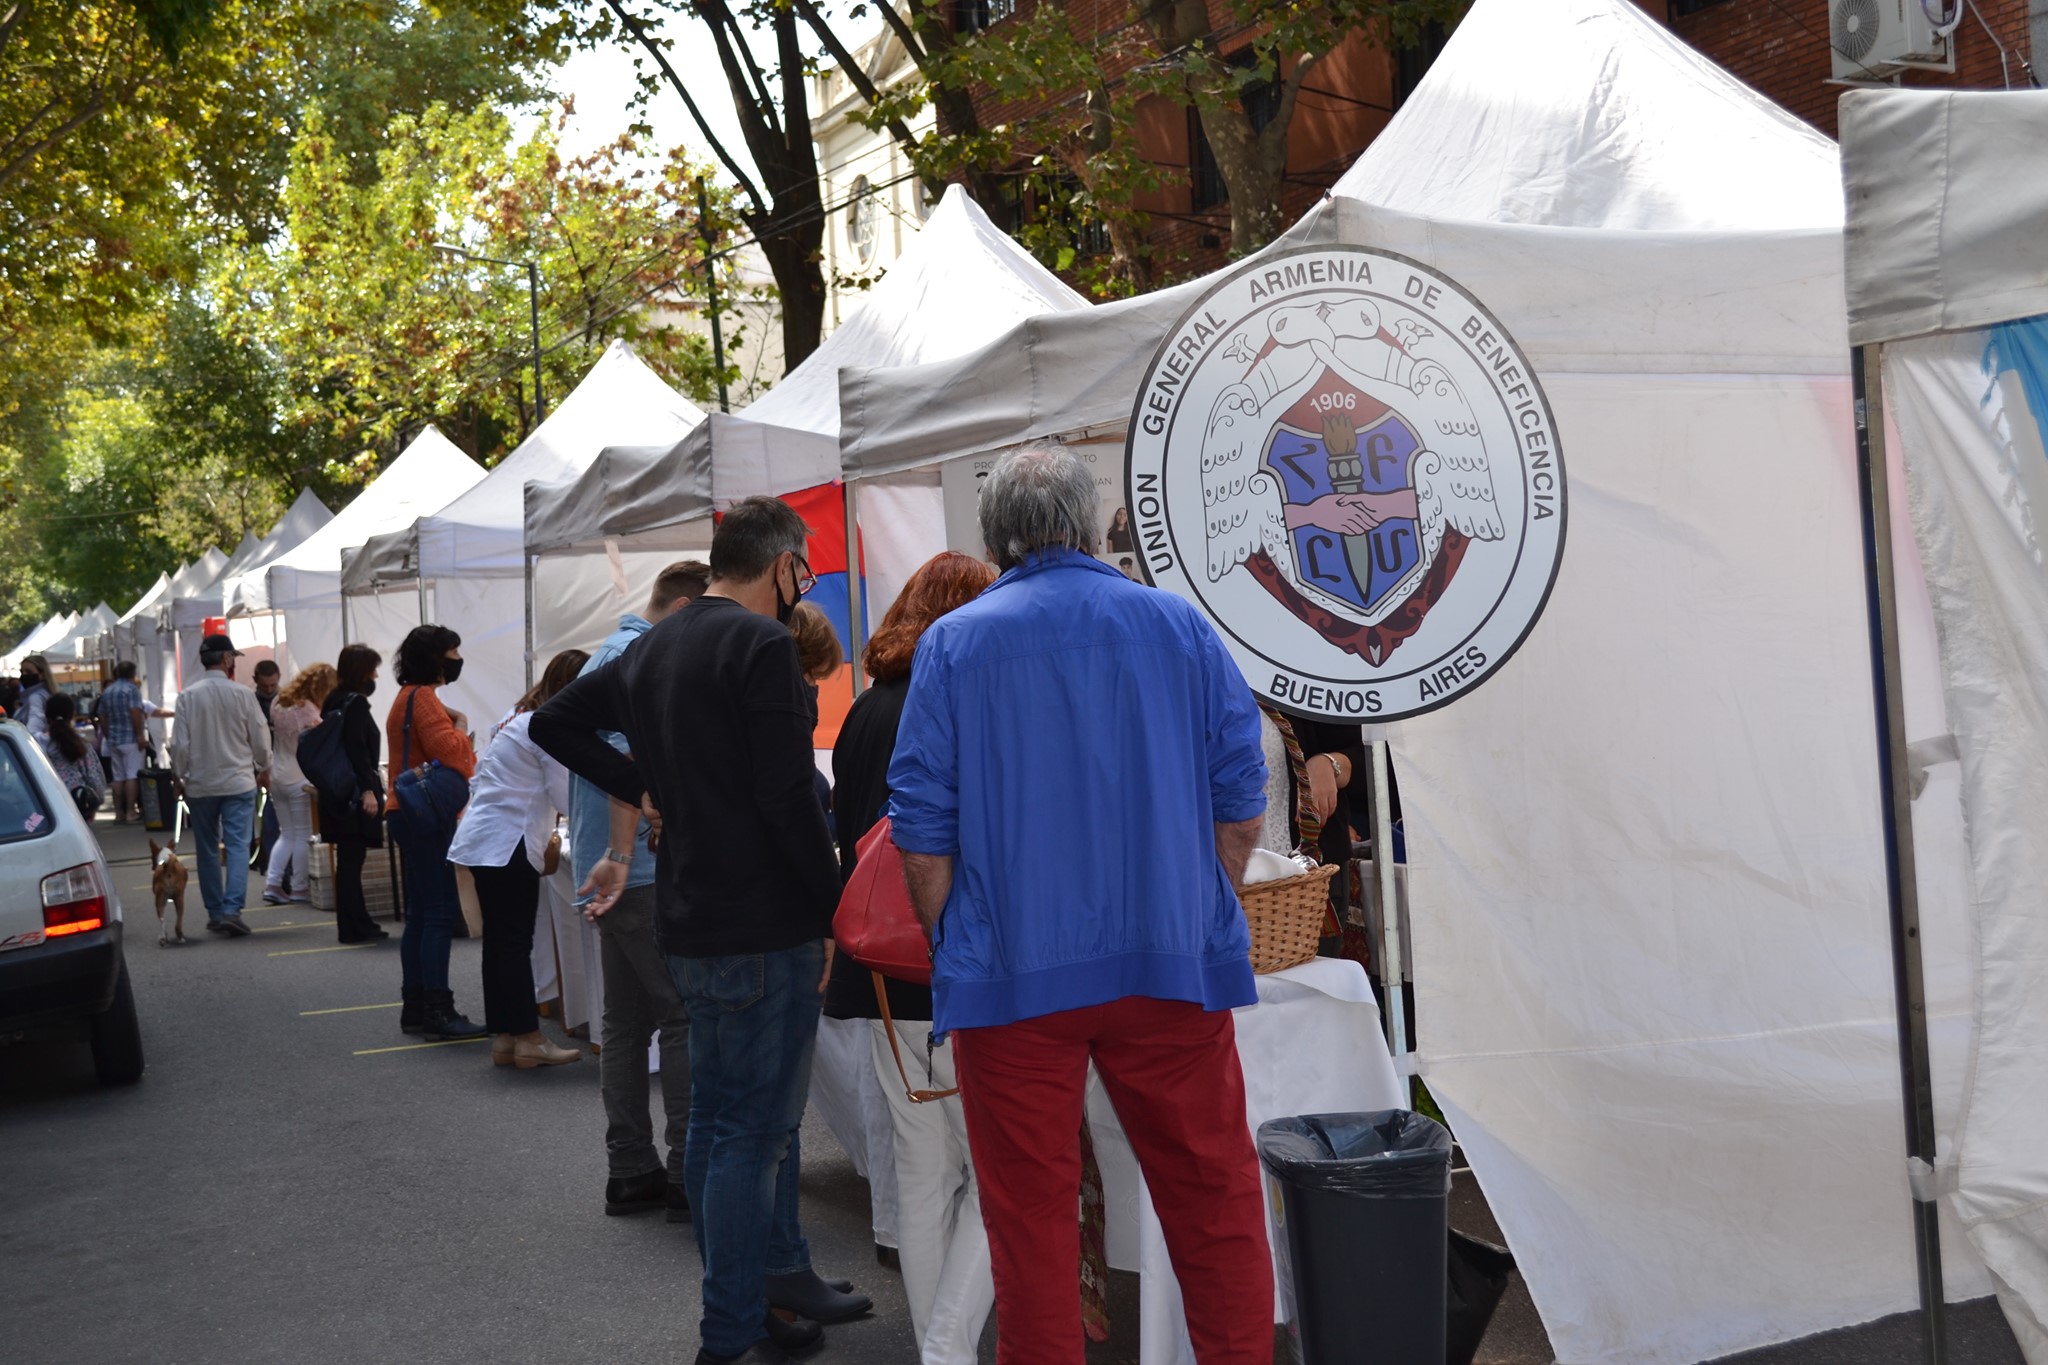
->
xmin=1086 ymin=958 xmax=1405 ymax=1365
xmin=540 ymin=864 xmax=603 ymax=1038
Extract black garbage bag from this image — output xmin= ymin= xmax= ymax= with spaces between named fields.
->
xmin=1447 ymin=1229 xmax=1515 ymax=1365
xmin=1259 ymin=1111 xmax=1452 ymax=1364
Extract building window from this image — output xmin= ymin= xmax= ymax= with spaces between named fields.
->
xmin=953 ymin=0 xmax=1015 ymax=34
xmin=1671 ymin=0 xmax=1732 ymax=13
xmin=1394 ymin=20 xmax=1449 ymax=107
xmin=996 ymin=176 xmax=1025 ymax=233
xmin=847 ymin=175 xmax=877 ymax=264
xmin=1190 ymin=110 xmax=1227 ymax=212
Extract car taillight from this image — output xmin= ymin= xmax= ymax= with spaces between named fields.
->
xmin=42 ymin=863 xmax=107 ymax=937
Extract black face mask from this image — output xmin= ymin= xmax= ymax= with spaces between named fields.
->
xmin=774 ymin=565 xmax=798 ymax=627
xmin=361 ymin=681 xmax=377 ymax=698
xmin=441 ymin=657 xmax=464 ymax=685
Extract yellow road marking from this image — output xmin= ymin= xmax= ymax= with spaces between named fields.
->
xmin=250 ymin=921 xmax=319 ymax=933
xmin=300 ymin=1002 xmax=402 ymax=1016
xmin=353 ymin=1037 xmax=491 ymax=1056
xmin=268 ymin=943 xmax=373 ymax=957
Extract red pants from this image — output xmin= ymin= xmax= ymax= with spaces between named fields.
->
xmin=954 ymin=996 xmax=1273 ymax=1365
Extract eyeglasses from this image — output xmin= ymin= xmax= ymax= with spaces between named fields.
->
xmin=791 ymin=553 xmax=817 ymax=597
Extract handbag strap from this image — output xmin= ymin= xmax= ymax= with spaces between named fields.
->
xmin=1259 ymin=703 xmax=1323 ymax=856
xmin=400 ymin=688 xmax=416 ymax=773
xmin=873 ymin=970 xmax=959 ymax=1103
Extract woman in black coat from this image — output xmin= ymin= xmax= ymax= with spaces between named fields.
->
xmin=319 ymin=644 xmax=388 ymax=945
xmin=823 ymin=550 xmax=999 ymax=1364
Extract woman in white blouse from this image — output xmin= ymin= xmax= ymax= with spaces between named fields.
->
xmin=447 ymin=649 xmax=586 ymax=1069
xmin=264 ymin=663 xmax=335 ymax=905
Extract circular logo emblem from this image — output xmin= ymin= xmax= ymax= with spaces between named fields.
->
xmin=1125 ymin=245 xmax=1566 ymax=723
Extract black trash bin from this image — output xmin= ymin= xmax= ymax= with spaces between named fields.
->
xmin=1259 ymin=1110 xmax=1452 ymax=1365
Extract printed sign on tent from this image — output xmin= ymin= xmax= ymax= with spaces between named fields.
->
xmin=940 ymin=437 xmax=1136 ymax=581
xmin=1125 ymin=245 xmax=1568 ymax=722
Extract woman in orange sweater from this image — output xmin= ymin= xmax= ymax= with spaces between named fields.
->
xmin=386 ymin=624 xmax=483 ymax=1041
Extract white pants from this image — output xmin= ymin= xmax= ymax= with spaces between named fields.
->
xmin=870 ymin=1018 xmax=994 ymax=1365
xmin=264 ymin=782 xmax=313 ymax=895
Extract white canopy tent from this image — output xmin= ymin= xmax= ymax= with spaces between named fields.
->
xmin=158 ymin=491 xmax=337 ymax=695
xmin=155 ymin=549 xmax=228 ymax=707
xmin=226 ymin=430 xmax=485 ymax=678
xmin=524 ymin=185 xmax=1086 ymax=669
xmin=42 ymin=603 xmax=116 ymax=664
xmin=3 ymin=612 xmax=77 ymax=674
xmin=1841 ymin=87 xmax=2048 ymax=1361
xmin=341 ymin=342 xmax=703 ymax=720
xmin=108 ymin=572 xmax=171 ymax=688
xmin=835 ymin=1 xmax=1992 ymax=1359
xmin=159 ymin=531 xmax=261 ymax=688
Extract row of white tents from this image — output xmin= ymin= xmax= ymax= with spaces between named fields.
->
xmin=29 ymin=0 xmax=2048 ymax=1357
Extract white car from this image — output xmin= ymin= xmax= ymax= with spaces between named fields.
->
xmin=0 ymin=717 xmax=141 ymax=1084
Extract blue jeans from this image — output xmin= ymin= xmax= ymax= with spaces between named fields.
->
xmin=186 ymin=790 xmax=256 ymax=921
xmin=669 ymin=941 xmax=824 ymax=1357
xmin=394 ymin=825 xmax=461 ymax=991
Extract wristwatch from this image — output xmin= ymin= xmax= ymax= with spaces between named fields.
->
xmin=602 ymin=848 xmax=632 ymax=866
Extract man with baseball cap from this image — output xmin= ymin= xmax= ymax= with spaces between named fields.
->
xmin=168 ymin=633 xmax=272 ymax=937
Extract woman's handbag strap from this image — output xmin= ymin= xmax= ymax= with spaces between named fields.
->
xmin=873 ymin=970 xmax=959 ymax=1104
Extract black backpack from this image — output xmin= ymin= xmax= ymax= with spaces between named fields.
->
xmin=298 ymin=694 xmax=361 ymax=804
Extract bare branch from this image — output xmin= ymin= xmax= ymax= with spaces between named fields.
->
xmin=707 ymin=0 xmax=779 ymax=133
xmin=0 ymin=91 xmax=112 ymax=190
xmin=789 ymin=0 xmax=924 ymax=167
xmin=599 ymin=0 xmax=766 ymax=215
xmin=872 ymin=0 xmax=932 ymax=66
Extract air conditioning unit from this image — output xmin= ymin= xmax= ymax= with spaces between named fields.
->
xmin=1830 ymin=0 xmax=1956 ymax=80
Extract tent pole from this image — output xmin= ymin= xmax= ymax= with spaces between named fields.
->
xmin=1365 ymin=740 xmax=1408 ymax=1060
xmin=1851 ymin=343 xmax=1948 ymax=1364
xmin=523 ymin=554 xmax=537 ymax=692
xmin=418 ymin=577 xmax=430 ymax=627
xmin=845 ymin=480 xmax=866 ymax=699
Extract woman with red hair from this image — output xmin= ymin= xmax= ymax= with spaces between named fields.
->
xmin=826 ymin=550 xmax=997 ymax=1365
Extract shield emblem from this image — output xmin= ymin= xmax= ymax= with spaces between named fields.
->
xmin=1260 ymin=367 xmax=1425 ymax=621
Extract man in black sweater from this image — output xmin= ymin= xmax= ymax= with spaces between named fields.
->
xmin=530 ymin=496 xmax=868 ymax=1365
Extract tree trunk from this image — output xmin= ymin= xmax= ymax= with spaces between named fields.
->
xmin=756 ymin=225 xmax=827 ymax=372
xmin=1195 ymin=103 xmax=1290 ymax=253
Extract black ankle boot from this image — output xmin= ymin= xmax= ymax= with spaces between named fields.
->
xmin=400 ymin=986 xmax=426 ymax=1036
xmin=422 ymin=990 xmax=487 ymax=1042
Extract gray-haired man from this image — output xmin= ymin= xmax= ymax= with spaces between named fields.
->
xmin=169 ymin=634 xmax=272 ymax=938
xmin=890 ymin=444 xmax=1275 ymax=1364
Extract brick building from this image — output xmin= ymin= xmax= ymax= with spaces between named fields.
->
xmin=1665 ymin=0 xmax=2043 ymax=137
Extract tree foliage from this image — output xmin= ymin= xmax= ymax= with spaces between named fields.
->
xmin=216 ymin=103 xmax=734 ymax=472
xmin=0 ymin=1 xmax=620 ymax=643
xmin=847 ymin=0 xmax=1462 ymax=293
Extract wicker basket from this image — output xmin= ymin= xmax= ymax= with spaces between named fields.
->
xmin=1236 ymin=862 xmax=1338 ymax=974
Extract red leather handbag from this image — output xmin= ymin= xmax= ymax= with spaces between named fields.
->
xmin=832 ymin=817 xmax=934 ymax=985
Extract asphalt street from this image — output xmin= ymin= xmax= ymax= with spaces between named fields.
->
xmin=0 ymin=816 xmax=2025 ymax=1364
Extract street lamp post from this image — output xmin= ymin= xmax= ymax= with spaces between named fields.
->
xmin=433 ymin=243 xmax=545 ymax=424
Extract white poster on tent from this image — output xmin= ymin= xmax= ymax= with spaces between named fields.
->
xmin=939 ymin=437 xmax=1132 ymax=577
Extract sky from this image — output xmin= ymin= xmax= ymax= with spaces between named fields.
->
xmin=546 ymin=2 xmax=885 ymax=191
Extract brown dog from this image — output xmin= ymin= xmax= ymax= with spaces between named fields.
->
xmin=149 ymin=839 xmax=188 ymax=945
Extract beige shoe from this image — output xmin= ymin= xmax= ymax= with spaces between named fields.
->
xmin=492 ymin=1034 xmax=516 ymax=1067
xmin=512 ymin=1036 xmax=582 ymax=1069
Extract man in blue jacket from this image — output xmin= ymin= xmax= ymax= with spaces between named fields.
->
xmin=891 ymin=444 xmax=1274 ymax=1365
